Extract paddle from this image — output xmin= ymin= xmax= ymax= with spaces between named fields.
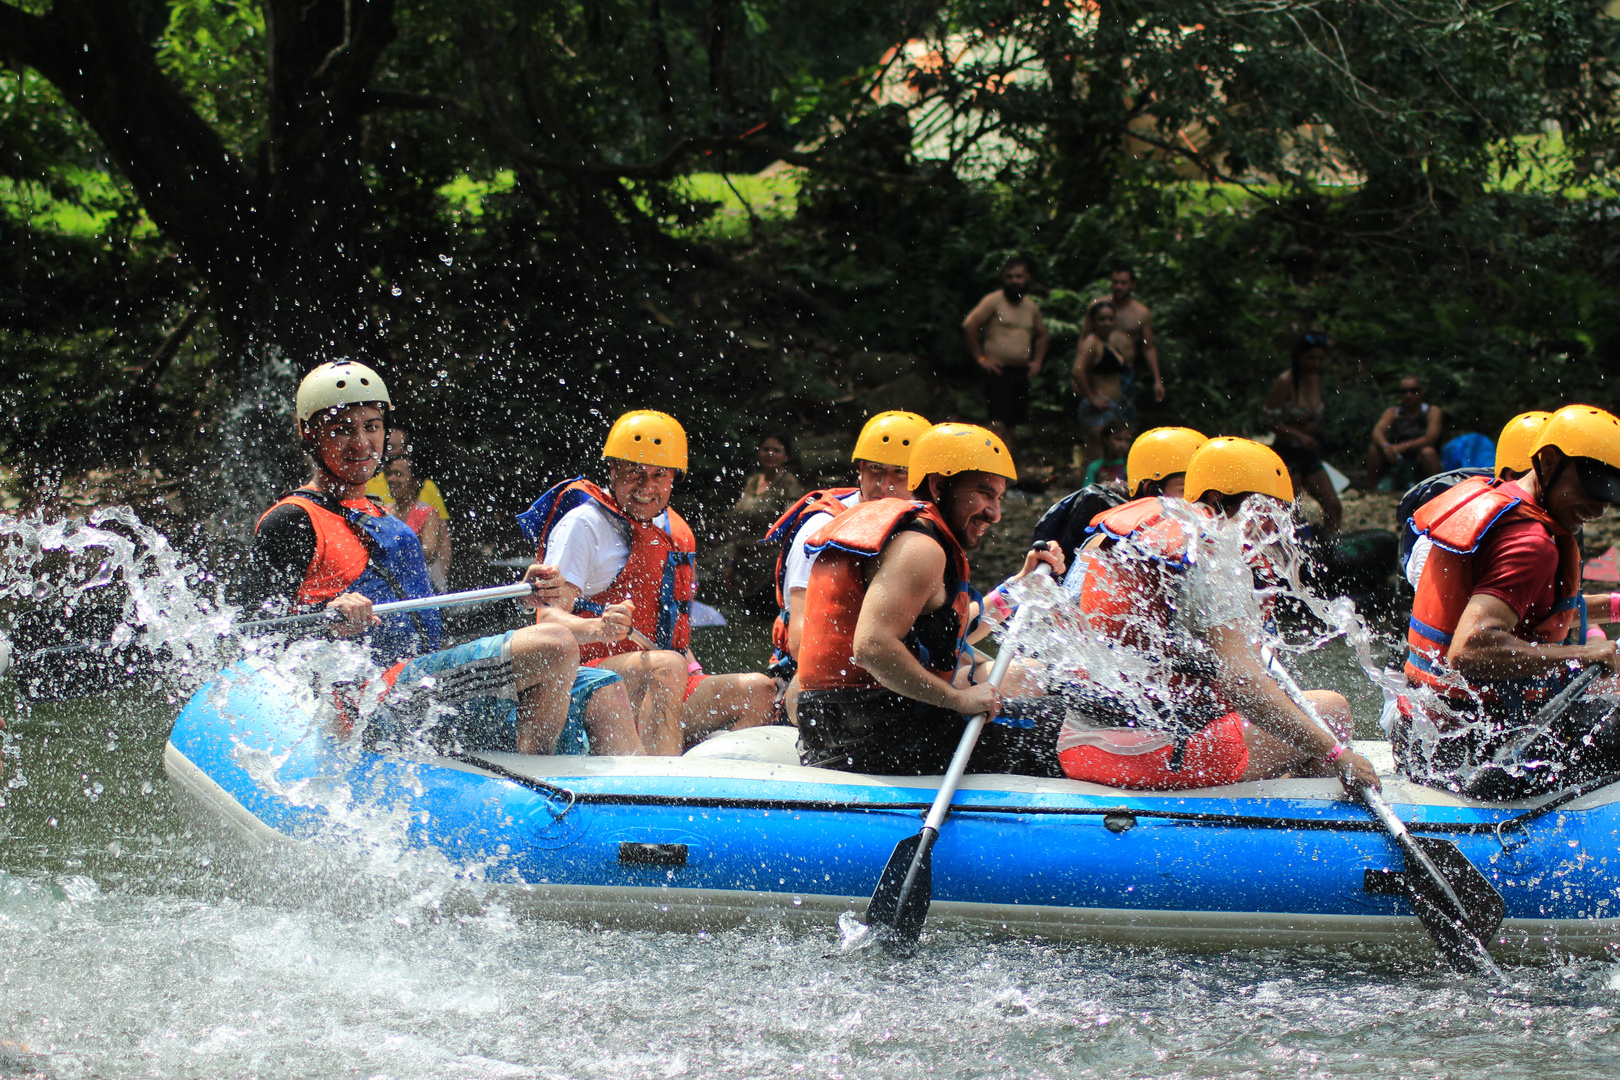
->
xmin=1264 ymin=653 xmax=1508 ymax=981
xmin=865 ymin=560 xmax=1053 ymax=945
xmin=1491 ymin=664 xmax=1605 ymax=767
xmin=10 ymin=581 xmax=540 ymax=703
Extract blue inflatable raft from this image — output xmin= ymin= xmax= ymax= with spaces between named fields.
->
xmin=166 ymin=660 xmax=1620 ymax=959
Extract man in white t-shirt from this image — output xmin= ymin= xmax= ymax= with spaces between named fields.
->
xmin=764 ymin=412 xmax=933 ymax=694
xmin=519 ymin=411 xmax=774 ymax=755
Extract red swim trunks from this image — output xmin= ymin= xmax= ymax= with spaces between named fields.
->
xmin=1058 ymin=712 xmax=1250 ymax=789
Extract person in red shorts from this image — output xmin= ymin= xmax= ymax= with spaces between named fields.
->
xmin=1059 ymin=436 xmax=1380 ymax=793
xmin=1396 ymin=404 xmax=1620 ymax=799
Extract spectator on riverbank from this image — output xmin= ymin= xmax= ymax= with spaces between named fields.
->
xmin=723 ymin=429 xmax=805 ymax=607
xmin=1263 ymin=331 xmax=1342 ymax=536
xmin=1095 ymin=262 xmax=1166 ymax=406
xmin=1367 ymin=375 xmax=1444 ymax=490
xmin=385 ymin=451 xmax=452 ymax=592
xmin=1072 ymin=299 xmax=1133 ymax=468
xmin=962 ymin=255 xmax=1049 ymax=452
xmin=366 ymin=427 xmax=449 ymax=522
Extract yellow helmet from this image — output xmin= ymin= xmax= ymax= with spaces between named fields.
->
xmin=852 ymin=411 xmax=931 ymax=468
xmin=1494 ymin=411 xmax=1551 ymax=479
xmin=602 ymin=410 xmax=688 ymax=471
xmin=1184 ymin=437 xmax=1294 ymax=503
xmin=1126 ymin=427 xmax=1207 ymax=497
xmin=295 ymin=361 xmax=391 ymax=438
xmin=1532 ymin=404 xmax=1620 ymax=501
xmin=906 ymin=423 xmax=1016 ymax=491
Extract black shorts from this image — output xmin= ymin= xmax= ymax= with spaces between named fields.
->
xmin=797 ymin=687 xmax=1064 ymax=777
xmin=1272 ymin=440 xmax=1325 ymax=480
xmin=982 ymin=366 xmax=1031 ymax=427
xmin=1393 ymin=696 xmax=1620 ymax=800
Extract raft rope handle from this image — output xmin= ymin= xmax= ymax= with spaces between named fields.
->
xmin=1490 ymin=771 xmax=1620 ymax=854
xmin=447 ymin=751 xmax=579 ymax=819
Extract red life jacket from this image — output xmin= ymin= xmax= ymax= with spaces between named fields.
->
xmin=796 ymin=498 xmax=975 ymax=691
xmin=761 ymin=487 xmax=859 ymax=661
xmin=521 ymin=478 xmax=696 ymax=662
xmin=255 ymin=489 xmax=441 ymax=662
xmin=1078 ymin=497 xmax=1225 ymax=714
xmin=1405 ymin=475 xmax=1582 ymax=710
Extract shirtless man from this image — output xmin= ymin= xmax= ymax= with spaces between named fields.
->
xmin=962 ymin=256 xmax=1050 ymax=450
xmin=1100 ymin=263 xmax=1166 ymax=405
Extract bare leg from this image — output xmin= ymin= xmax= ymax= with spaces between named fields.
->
xmin=598 ymin=649 xmax=687 ymax=756
xmin=581 ymin=682 xmax=645 ymax=756
xmin=1303 ymin=468 xmax=1342 ymax=535
xmin=1239 ymin=690 xmax=1353 ymax=780
xmin=1416 ymin=446 xmax=1442 ymax=481
xmin=1365 ymin=443 xmax=1388 ymax=486
xmin=680 ymin=672 xmax=774 ymax=748
xmin=512 ymin=623 xmax=583 ymax=754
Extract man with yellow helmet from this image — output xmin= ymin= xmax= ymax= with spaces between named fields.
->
xmin=520 ymin=410 xmax=774 ymax=755
xmin=1062 ymin=437 xmax=1380 ymax=794
xmin=1399 ymin=404 xmax=1620 ymax=798
xmin=1400 ymin=411 xmax=1550 ymax=587
xmin=795 ymin=423 xmax=1063 ymax=774
xmin=1032 ymin=426 xmax=1206 ymax=566
xmin=247 ymin=362 xmax=644 ymax=758
xmin=761 ymin=411 xmax=931 ymax=682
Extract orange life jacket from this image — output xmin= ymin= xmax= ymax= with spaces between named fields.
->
xmin=1077 ymin=497 xmax=1224 ymax=713
xmin=761 ymin=487 xmax=859 ymax=662
xmin=796 ymin=498 xmax=976 ymax=691
xmin=519 ymin=478 xmax=696 ymax=662
xmin=255 ymin=489 xmax=441 ymax=662
xmin=1405 ymin=476 xmax=1582 ymax=710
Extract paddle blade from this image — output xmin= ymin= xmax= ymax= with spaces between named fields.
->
xmin=865 ymin=832 xmax=933 ymax=943
xmin=12 ymin=643 xmax=160 ymax=703
xmin=1410 ymin=834 xmax=1505 ymax=940
xmin=1401 ymin=835 xmax=1505 ymax=975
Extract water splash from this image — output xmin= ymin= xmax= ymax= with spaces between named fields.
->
xmin=1005 ymin=498 xmax=1381 ymax=746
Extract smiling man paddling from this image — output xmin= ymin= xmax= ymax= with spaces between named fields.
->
xmin=245 ymin=361 xmax=643 ymax=756
xmin=520 ymin=410 xmax=774 ymax=755
xmin=795 ymin=422 xmax=1063 ymax=775
xmin=1397 ymin=404 xmax=1620 ymax=798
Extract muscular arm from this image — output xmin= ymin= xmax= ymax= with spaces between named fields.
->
xmin=961 ymin=296 xmax=999 ymax=372
xmin=1371 ymin=407 xmax=1396 ymax=451
xmin=787 ymin=586 xmax=808 ymax=658
xmin=1448 ymin=593 xmax=1617 ymax=680
xmin=1416 ymin=406 xmax=1444 ymax=450
xmin=1029 ymin=306 xmax=1050 ymax=377
xmin=1137 ymin=307 xmax=1164 ymax=399
xmin=851 ymin=531 xmax=976 ymax=712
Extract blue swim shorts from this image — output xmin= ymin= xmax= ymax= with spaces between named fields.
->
xmin=373 ymin=631 xmax=622 ymax=755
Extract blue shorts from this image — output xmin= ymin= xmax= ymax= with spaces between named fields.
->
xmin=374 ymin=631 xmax=622 ymax=755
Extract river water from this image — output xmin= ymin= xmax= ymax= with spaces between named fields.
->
xmin=5 ymin=588 xmax=1620 ymax=1076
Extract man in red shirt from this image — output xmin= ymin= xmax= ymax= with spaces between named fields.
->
xmin=1399 ymin=404 xmax=1620 ymax=797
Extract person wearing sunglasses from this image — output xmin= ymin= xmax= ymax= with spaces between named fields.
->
xmin=1397 ymin=404 xmax=1620 ymax=799
xmin=1368 ymin=374 xmax=1444 ymax=490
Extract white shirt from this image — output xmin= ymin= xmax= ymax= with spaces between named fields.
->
xmin=544 ymin=500 xmax=673 ymax=596
xmin=1406 ymin=535 xmax=1433 ymax=590
xmin=782 ymin=491 xmax=863 ymax=595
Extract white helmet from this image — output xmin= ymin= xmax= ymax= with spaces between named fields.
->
xmin=295 ymin=361 xmax=392 ymax=438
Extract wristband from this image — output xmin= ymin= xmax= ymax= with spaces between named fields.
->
xmin=1324 ymin=743 xmax=1348 ymax=766
xmin=1610 ymin=592 xmax=1619 ymax=624
xmin=986 ymin=583 xmax=1018 ymax=625
xmin=688 ymin=661 xmax=704 ymax=675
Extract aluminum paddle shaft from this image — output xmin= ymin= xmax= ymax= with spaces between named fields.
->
xmin=866 ymin=563 xmax=1052 ymax=944
xmin=1265 ymin=652 xmax=1507 ymax=982
xmin=240 ymin=580 xmax=539 ymax=633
